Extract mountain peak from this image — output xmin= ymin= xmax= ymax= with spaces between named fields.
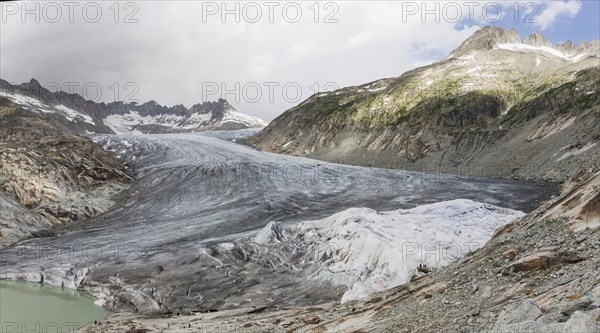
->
xmin=22 ymin=78 xmax=43 ymax=90
xmin=217 ymin=98 xmax=235 ymax=109
xmin=452 ymin=26 xmax=521 ymax=55
xmin=523 ymin=32 xmax=552 ymax=47
xmin=450 ymin=27 xmax=599 ymax=59
xmin=524 ymin=32 xmax=552 ymax=47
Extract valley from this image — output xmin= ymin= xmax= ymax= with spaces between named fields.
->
xmin=0 ymin=129 xmax=556 ymax=316
xmin=0 ymin=25 xmax=598 ymax=333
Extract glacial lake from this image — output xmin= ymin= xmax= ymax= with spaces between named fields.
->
xmin=0 ymin=281 xmax=107 ymax=333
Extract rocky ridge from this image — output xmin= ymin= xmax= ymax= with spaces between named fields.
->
xmin=0 ymin=79 xmax=268 ymax=135
xmin=452 ymin=27 xmax=598 ymax=56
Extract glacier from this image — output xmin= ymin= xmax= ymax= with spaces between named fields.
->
xmin=0 ymin=130 xmax=557 ymax=313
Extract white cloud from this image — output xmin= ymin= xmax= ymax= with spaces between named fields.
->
xmin=452 ymin=1 xmax=581 ymax=32
xmin=535 ymin=1 xmax=582 ymax=30
xmin=0 ymin=2 xmax=483 ymax=121
xmin=345 ymin=30 xmax=371 ymax=48
xmin=247 ymin=53 xmax=276 ymax=78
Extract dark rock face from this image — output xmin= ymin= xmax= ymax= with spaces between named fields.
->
xmin=0 ymin=98 xmax=132 ymax=246
xmin=189 ymin=98 xmax=230 ymax=118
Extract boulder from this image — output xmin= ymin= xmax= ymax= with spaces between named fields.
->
xmin=503 ymin=249 xmax=518 ymax=260
xmin=491 ymin=298 xmax=542 ymax=332
xmin=510 ymin=251 xmax=557 ymax=272
xmin=562 ymin=311 xmax=599 ymax=333
xmin=493 ymin=320 xmax=553 ymax=333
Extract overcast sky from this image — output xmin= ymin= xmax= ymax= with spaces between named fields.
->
xmin=1 ymin=1 xmax=596 ymax=121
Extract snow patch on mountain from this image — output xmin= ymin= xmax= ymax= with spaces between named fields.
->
xmin=54 ymin=104 xmax=95 ymax=125
xmin=183 ymin=112 xmax=213 ymax=129
xmin=0 ymin=92 xmax=48 ymax=108
xmin=103 ymin=109 xmax=267 ymax=134
xmin=368 ymin=87 xmax=387 ymax=93
xmin=221 ymin=110 xmax=268 ymax=127
xmin=1 ymin=91 xmax=95 ymax=125
xmin=103 ymin=111 xmax=186 ymax=134
xmin=497 ymin=43 xmax=586 ymax=62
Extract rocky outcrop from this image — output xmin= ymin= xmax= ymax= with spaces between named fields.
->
xmin=0 ymin=97 xmax=132 ymax=246
xmin=524 ymin=32 xmax=553 ymax=48
xmin=453 ymin=26 xmax=521 ymax=55
xmin=508 ymin=251 xmax=583 ymax=272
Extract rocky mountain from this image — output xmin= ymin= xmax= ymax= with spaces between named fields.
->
xmin=250 ymin=26 xmax=600 ymax=182
xmin=0 ymin=97 xmax=132 ymax=247
xmin=0 ymin=79 xmax=268 ymax=135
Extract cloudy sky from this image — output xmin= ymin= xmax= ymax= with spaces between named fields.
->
xmin=1 ymin=1 xmax=597 ymax=120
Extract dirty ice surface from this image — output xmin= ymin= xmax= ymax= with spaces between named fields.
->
xmin=0 ymin=131 xmax=557 ymax=312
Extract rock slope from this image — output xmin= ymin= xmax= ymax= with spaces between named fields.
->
xmin=0 ymin=79 xmax=268 ymax=135
xmin=250 ymin=26 xmax=600 ymax=182
xmin=0 ymin=97 xmax=132 ymax=247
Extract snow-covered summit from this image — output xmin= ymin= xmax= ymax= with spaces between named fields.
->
xmin=451 ymin=26 xmax=598 ymax=61
xmin=104 ymin=99 xmax=267 ymax=135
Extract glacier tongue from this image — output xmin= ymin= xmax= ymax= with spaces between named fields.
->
xmin=260 ymin=199 xmax=525 ymax=303
xmin=1 ymin=132 xmax=555 ymax=313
